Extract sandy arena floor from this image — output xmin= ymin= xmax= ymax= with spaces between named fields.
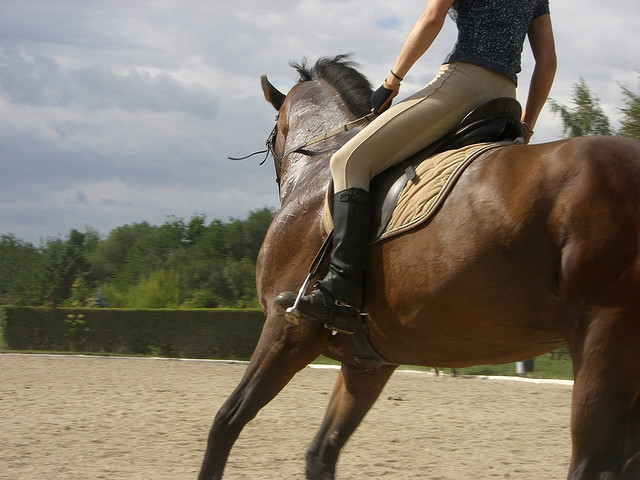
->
xmin=0 ymin=354 xmax=573 ymax=479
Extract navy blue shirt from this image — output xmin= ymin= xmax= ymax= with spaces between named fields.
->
xmin=444 ymin=0 xmax=550 ymax=84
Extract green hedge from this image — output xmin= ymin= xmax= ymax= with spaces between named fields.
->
xmin=0 ymin=306 xmax=265 ymax=360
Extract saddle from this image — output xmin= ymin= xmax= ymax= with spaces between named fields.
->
xmin=368 ymin=97 xmax=523 ymax=240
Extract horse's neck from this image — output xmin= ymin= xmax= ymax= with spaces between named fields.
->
xmin=278 ymin=80 xmax=356 ymax=206
xmin=278 ymin=150 xmax=332 ymax=211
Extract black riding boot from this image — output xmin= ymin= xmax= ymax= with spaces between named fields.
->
xmin=276 ymin=187 xmax=371 ymax=334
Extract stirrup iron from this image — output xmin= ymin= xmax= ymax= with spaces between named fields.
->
xmin=284 ymin=272 xmax=313 ymax=325
xmin=284 ymin=231 xmax=333 ymax=325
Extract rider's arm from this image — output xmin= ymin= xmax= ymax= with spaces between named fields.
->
xmin=385 ymin=0 xmax=455 ymax=87
xmin=522 ymin=14 xmax=557 ymax=143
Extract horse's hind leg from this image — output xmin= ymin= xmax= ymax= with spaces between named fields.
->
xmin=568 ymin=306 xmax=640 ymax=480
xmin=622 ymin=396 xmax=640 ymax=479
xmin=198 ymin=316 xmax=329 ymax=480
xmin=306 ymin=363 xmax=398 ymax=480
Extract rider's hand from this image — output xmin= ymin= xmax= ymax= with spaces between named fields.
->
xmin=371 ymin=80 xmax=400 ymax=115
xmin=521 ymin=121 xmax=534 ymax=144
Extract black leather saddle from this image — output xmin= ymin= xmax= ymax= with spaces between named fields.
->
xmin=368 ymin=97 xmax=523 ymax=239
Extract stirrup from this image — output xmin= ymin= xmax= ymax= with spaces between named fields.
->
xmin=284 ymin=234 xmax=334 ymax=324
xmin=280 ymin=282 xmax=361 ymax=334
xmin=283 ymin=272 xmax=314 ymax=326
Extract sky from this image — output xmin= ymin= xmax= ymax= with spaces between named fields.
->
xmin=1 ymin=1 xmax=639 ymax=245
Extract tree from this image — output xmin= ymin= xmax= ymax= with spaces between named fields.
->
xmin=40 ymin=229 xmax=92 ymax=307
xmin=619 ymin=82 xmax=640 ymax=139
xmin=126 ymin=269 xmax=184 ymax=308
xmin=549 ymin=77 xmax=613 ymax=137
xmin=223 ymin=258 xmax=260 ymax=308
xmin=1 ymin=209 xmax=276 ymax=308
xmin=244 ymin=208 xmax=277 ymax=261
xmin=0 ymin=234 xmax=42 ymax=305
xmin=89 ymin=222 xmax=151 ymax=285
xmin=185 ymin=214 xmax=207 ymax=244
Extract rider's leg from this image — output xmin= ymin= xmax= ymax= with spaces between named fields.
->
xmin=276 ymin=187 xmax=370 ymax=334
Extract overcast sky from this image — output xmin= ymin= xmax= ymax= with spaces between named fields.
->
xmin=1 ymin=1 xmax=639 ymax=244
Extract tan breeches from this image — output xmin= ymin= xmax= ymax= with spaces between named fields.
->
xmin=330 ymin=62 xmax=517 ymax=191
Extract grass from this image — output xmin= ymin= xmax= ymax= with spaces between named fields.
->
xmin=313 ymin=350 xmax=574 ymax=380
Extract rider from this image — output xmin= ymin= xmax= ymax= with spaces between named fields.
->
xmin=277 ymin=0 xmax=557 ymax=333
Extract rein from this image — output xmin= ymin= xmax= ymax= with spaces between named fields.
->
xmin=227 ymin=122 xmax=278 ymax=164
xmin=281 ymin=112 xmax=375 ymax=158
xmin=228 ymin=112 xmax=375 ymax=165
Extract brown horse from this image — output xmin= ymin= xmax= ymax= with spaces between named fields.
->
xmin=199 ymin=56 xmax=640 ymax=480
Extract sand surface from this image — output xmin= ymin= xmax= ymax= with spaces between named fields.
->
xmin=0 ymin=354 xmax=573 ymax=479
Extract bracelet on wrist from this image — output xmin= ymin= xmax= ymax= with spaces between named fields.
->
xmin=390 ymin=70 xmax=404 ymax=82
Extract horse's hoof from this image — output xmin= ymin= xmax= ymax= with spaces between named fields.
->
xmin=306 ymin=451 xmax=335 ymax=480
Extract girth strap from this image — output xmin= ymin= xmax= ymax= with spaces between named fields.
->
xmin=349 ymin=316 xmax=397 ymax=365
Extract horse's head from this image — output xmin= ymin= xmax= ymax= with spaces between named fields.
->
xmin=260 ymin=55 xmax=373 ymax=202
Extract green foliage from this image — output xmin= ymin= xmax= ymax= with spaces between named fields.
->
xmin=0 ymin=234 xmax=42 ymax=305
xmin=40 ymin=229 xmax=95 ymax=307
xmin=619 ymin=81 xmax=640 ymax=139
xmin=65 ymin=312 xmax=88 ymax=350
xmin=0 ymin=208 xmax=276 ymax=309
xmin=549 ymin=77 xmax=613 ymax=137
xmin=550 ymin=77 xmax=640 ymax=139
xmin=124 ymin=270 xmax=184 ymax=309
xmin=2 ymin=306 xmax=265 ymax=360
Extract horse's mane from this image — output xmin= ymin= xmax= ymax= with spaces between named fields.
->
xmin=290 ymin=54 xmax=373 ymax=117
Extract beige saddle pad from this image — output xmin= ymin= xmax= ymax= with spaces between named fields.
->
xmin=323 ymin=142 xmax=507 ymax=243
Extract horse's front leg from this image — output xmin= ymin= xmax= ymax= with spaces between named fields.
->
xmin=306 ymin=362 xmax=398 ymax=480
xmin=198 ymin=314 xmax=330 ymax=480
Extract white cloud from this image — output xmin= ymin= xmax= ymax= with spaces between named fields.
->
xmin=1 ymin=0 xmax=639 ymax=243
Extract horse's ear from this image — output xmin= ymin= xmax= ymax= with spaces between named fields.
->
xmin=261 ymin=75 xmax=286 ymax=111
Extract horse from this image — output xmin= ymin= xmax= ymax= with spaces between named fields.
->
xmin=198 ymin=56 xmax=640 ymax=480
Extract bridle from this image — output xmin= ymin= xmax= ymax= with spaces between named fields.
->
xmin=265 ymin=115 xmax=284 ymax=166
xmin=227 ymin=119 xmax=280 ymax=165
